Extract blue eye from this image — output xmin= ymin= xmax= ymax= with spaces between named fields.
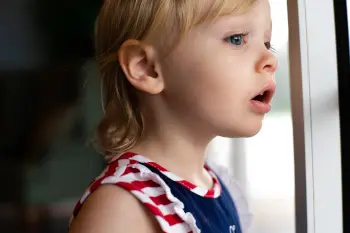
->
xmin=226 ymin=34 xmax=247 ymax=46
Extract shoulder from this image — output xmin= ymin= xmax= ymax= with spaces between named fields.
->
xmin=68 ymin=184 xmax=161 ymax=233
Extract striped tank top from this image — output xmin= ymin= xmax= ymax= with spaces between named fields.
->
xmin=70 ymin=152 xmax=252 ymax=232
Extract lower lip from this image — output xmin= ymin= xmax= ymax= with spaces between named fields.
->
xmin=250 ymin=100 xmax=271 ymax=114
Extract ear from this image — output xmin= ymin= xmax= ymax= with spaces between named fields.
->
xmin=117 ymin=40 xmax=164 ymax=95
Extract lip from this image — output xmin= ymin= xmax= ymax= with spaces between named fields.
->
xmin=250 ymin=80 xmax=276 ymax=114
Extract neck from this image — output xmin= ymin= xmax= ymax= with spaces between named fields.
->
xmin=132 ymin=103 xmax=215 ymax=187
xmin=134 ymin=130 xmax=209 ymax=173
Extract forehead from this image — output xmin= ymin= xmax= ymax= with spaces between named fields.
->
xmin=153 ymin=0 xmax=271 ymax=55
xmin=240 ymin=0 xmax=271 ymax=19
xmin=202 ymin=0 xmax=272 ymax=31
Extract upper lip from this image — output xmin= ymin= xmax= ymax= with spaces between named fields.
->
xmin=251 ymin=80 xmax=276 ymax=104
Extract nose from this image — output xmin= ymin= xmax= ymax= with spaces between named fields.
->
xmin=256 ymin=50 xmax=278 ymax=75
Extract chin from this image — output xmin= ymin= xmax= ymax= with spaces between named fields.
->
xmin=217 ymin=122 xmax=263 ymax=138
xmin=241 ymin=126 xmax=263 ymax=137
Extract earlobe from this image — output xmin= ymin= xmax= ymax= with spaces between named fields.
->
xmin=117 ymin=40 xmax=164 ymax=95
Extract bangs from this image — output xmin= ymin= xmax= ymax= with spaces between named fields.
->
xmin=177 ymin=0 xmax=257 ymax=35
xmin=145 ymin=0 xmax=256 ymax=53
xmin=194 ymin=0 xmax=256 ymax=25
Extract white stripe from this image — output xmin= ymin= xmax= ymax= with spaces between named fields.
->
xmin=130 ymin=190 xmax=157 ymax=206
xmin=170 ymin=222 xmax=192 ymax=233
xmin=214 ymin=184 xmax=221 ymax=198
xmin=101 ymin=167 xmax=166 ymax=196
xmin=157 ymin=203 xmax=177 ymax=216
xmin=117 ymin=159 xmax=132 ymax=166
xmin=142 ymin=186 xmax=166 ymax=197
xmin=214 ymin=186 xmax=221 ymax=197
xmin=163 ymin=171 xmax=182 ymax=181
xmin=101 ymin=170 xmax=140 ymax=184
xmin=190 ymin=186 xmax=207 ymax=196
xmin=80 ymin=190 xmax=91 ymax=203
xmin=155 ymin=216 xmax=192 ymax=233
xmin=103 ymin=170 xmax=166 ymax=197
xmin=100 ymin=173 xmax=177 ymax=216
xmin=155 ymin=216 xmax=173 ymax=232
xmin=112 ymin=165 xmax=127 ymax=178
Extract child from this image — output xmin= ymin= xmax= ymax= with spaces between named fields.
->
xmin=68 ymin=0 xmax=277 ymax=232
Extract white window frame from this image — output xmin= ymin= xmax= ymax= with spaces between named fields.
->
xmin=288 ymin=0 xmax=343 ymax=233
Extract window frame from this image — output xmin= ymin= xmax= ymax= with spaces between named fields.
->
xmin=287 ymin=0 xmax=343 ymax=232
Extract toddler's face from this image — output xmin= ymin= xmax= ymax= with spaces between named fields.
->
xmin=159 ymin=0 xmax=277 ymax=138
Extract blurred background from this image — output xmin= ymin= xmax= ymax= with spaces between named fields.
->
xmin=0 ymin=0 xmax=294 ymax=233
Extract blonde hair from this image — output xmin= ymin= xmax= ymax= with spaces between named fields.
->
xmin=95 ymin=0 xmax=256 ymax=159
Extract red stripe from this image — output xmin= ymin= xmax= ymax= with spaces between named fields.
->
xmin=144 ymin=202 xmax=163 ymax=216
xmin=122 ymin=166 xmax=140 ymax=176
xmin=72 ymin=202 xmax=82 ymax=217
xmin=212 ymin=175 xmax=219 ymax=185
xmin=105 ymin=160 xmax=119 ymax=176
xmin=150 ymin=194 xmax=172 ymax=206
xmin=132 ymin=180 xmax=160 ymax=189
xmin=119 ymin=152 xmax=137 ymax=160
xmin=164 ymin=213 xmax=184 ymax=226
xmin=89 ymin=161 xmax=119 ymax=192
xmin=204 ymin=189 xmax=215 ymax=198
xmin=177 ymin=180 xmax=197 ymax=189
xmin=143 ymin=203 xmax=184 ymax=226
xmin=117 ymin=180 xmax=160 ymax=192
xmin=89 ymin=179 xmax=103 ymax=193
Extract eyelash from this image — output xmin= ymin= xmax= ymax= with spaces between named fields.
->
xmin=265 ymin=41 xmax=276 ymax=53
xmin=225 ymin=33 xmax=275 ymax=53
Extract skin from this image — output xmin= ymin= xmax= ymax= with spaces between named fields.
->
xmin=69 ymin=0 xmax=277 ymax=232
xmin=68 ymin=185 xmax=162 ymax=233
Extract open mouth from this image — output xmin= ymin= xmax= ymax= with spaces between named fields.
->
xmin=251 ymin=90 xmax=273 ymax=104
xmin=250 ymin=82 xmax=276 ymax=113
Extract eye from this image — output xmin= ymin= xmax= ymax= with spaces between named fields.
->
xmin=225 ymin=33 xmax=248 ymax=46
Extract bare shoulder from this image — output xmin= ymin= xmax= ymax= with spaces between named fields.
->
xmin=69 ymin=185 xmax=161 ymax=233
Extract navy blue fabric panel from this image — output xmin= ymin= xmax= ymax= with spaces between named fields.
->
xmin=143 ymin=164 xmax=242 ymax=233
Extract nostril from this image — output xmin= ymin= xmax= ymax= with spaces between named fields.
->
xmin=257 ymin=52 xmax=278 ymax=74
xmin=264 ymin=62 xmax=278 ymax=74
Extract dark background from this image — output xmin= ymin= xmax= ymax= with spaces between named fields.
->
xmin=0 ymin=1 xmax=104 ymax=232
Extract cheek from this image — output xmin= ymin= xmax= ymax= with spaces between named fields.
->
xmin=177 ymin=66 xmax=247 ymax=121
xmin=191 ymin=56 xmax=249 ymax=101
xmin=161 ymin=42 xmax=253 ymax=111
xmin=191 ymin=60 xmax=256 ymax=123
